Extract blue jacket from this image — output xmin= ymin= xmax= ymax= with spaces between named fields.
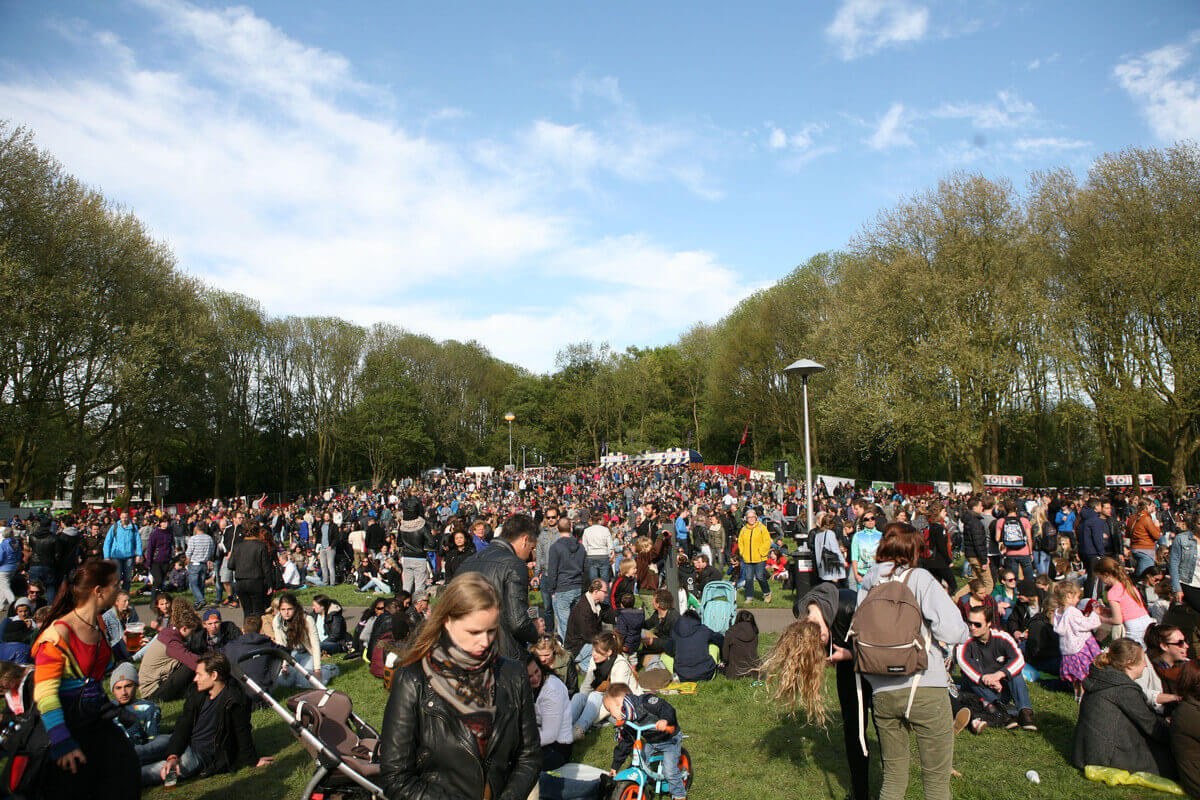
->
xmin=1055 ymin=508 xmax=1077 ymax=533
xmin=1168 ymin=530 xmax=1198 ymax=594
xmin=675 ymin=516 xmax=690 ymax=540
xmin=0 ymin=538 xmax=22 ymax=573
xmin=103 ymin=521 xmax=142 ymax=560
xmin=1078 ymin=507 xmax=1107 ymax=560
xmin=666 ymin=612 xmax=723 ymax=681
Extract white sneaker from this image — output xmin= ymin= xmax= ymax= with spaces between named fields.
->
xmin=573 ymin=724 xmax=587 ymax=742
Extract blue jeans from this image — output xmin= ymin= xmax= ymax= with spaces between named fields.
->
xmin=27 ymin=565 xmax=57 ymax=602
xmin=1132 ymin=549 xmax=1156 ymax=576
xmin=133 ymin=733 xmax=170 ymax=766
xmin=1031 ymin=551 xmax=1051 ymax=576
xmin=276 ymin=648 xmax=339 ymax=688
xmin=539 ymin=580 xmax=555 ymax=632
xmin=552 ymin=588 xmax=581 ymax=640
xmin=357 ymin=577 xmax=390 ymax=592
xmin=574 ymin=643 xmax=593 ymax=666
xmin=213 ymin=556 xmax=226 ymax=603
xmin=586 ymin=557 xmax=611 ymax=584
xmin=187 ymin=564 xmax=207 ymax=607
xmin=741 ymin=561 xmax=770 ymax=600
xmin=1004 ymin=555 xmax=1035 ymax=583
xmin=142 ymin=744 xmax=203 ymax=786
xmin=570 ymin=690 xmax=604 ymax=731
xmin=643 ymin=733 xmax=685 ymax=798
xmin=114 ymin=558 xmax=135 ymax=592
xmin=962 ymin=672 xmax=1032 ymax=712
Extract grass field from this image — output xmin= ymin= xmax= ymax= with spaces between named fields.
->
xmin=142 ymin=634 xmax=1154 ymax=800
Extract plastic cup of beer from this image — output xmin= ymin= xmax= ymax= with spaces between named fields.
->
xmin=124 ymin=621 xmax=145 ymax=651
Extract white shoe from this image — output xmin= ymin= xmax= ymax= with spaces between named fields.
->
xmin=572 ymin=724 xmax=587 ymax=742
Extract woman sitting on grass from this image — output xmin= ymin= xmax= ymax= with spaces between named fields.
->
xmin=1073 ymin=637 xmax=1176 ymax=779
xmin=571 ymin=631 xmax=640 ymax=740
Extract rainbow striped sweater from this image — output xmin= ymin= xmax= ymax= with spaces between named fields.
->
xmin=32 ymin=622 xmax=112 ymax=759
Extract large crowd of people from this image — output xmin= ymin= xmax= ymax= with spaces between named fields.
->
xmin=1 ymin=464 xmax=1199 ymax=799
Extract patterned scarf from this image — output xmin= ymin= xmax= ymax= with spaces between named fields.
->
xmin=423 ymin=634 xmax=497 ymax=753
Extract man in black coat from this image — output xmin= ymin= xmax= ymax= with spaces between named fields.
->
xmin=457 ymin=513 xmax=544 ymax=661
xmin=148 ymin=652 xmax=273 ymax=785
xmin=954 ymin=496 xmax=991 ymax=600
xmin=564 ymin=579 xmax=615 ymax=663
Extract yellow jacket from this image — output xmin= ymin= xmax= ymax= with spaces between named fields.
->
xmin=738 ymin=522 xmax=772 ymax=564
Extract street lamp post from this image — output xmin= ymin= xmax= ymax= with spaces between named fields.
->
xmin=501 ymin=412 xmax=516 ymax=470
xmin=504 ymin=412 xmax=515 ymax=468
xmin=783 ymin=359 xmax=826 ymax=534
xmin=522 ymin=445 xmax=526 ymax=471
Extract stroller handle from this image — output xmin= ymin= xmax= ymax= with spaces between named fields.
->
xmin=231 ymin=645 xmax=329 ymax=692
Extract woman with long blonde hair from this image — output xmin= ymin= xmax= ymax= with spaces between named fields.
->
xmin=380 ymin=572 xmax=539 ymax=800
xmin=760 ymin=581 xmax=871 ymax=800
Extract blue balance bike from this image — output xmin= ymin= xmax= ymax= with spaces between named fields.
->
xmin=609 ymin=719 xmax=693 ymax=800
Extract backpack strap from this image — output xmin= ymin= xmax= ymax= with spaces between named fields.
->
xmin=899 ymin=568 xmax=928 ymax=720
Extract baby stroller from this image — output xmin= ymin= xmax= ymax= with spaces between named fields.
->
xmin=232 ymin=646 xmax=385 ymax=799
xmin=699 ymin=581 xmax=737 ymax=634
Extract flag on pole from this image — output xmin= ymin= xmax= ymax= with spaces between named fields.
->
xmin=739 ymin=421 xmax=749 ymax=446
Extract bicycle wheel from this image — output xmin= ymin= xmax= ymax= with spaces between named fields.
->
xmin=679 ymin=747 xmax=694 ymax=792
xmin=610 ymin=779 xmax=641 ymax=800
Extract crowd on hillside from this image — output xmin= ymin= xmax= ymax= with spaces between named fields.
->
xmin=1 ymin=465 xmax=1199 ymax=799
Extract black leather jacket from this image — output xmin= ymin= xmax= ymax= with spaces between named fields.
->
xmin=379 ymin=657 xmax=540 ymax=800
xmin=456 ymin=539 xmax=538 ymax=660
xmin=28 ymin=526 xmax=60 ymax=568
xmin=399 ymin=521 xmax=435 ymax=559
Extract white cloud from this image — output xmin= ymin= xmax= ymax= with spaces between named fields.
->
xmin=482 ymin=76 xmax=723 ymax=200
xmin=866 ymin=103 xmax=914 ymax=150
xmin=766 ymin=122 xmax=821 ymax=151
xmin=1027 ymin=53 xmax=1059 ymax=71
xmin=826 ymin=0 xmax=930 ymax=60
xmin=0 ymin=2 xmax=748 ymax=371
xmin=570 ymin=74 xmax=624 ymax=107
xmin=1114 ymin=32 xmax=1200 ymax=141
xmin=933 ymin=89 xmax=1036 ymax=129
xmin=1012 ymin=136 xmax=1090 ymax=153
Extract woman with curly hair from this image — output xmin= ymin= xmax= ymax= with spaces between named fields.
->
xmin=760 ymin=581 xmax=871 ymax=800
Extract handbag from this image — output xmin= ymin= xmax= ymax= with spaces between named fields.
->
xmin=817 ymin=531 xmax=842 ymax=575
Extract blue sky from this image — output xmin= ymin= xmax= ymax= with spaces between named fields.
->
xmin=1 ymin=0 xmax=1198 ymax=371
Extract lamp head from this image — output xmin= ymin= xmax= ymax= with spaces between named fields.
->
xmin=504 ymin=412 xmax=516 ymax=422
xmin=783 ymin=359 xmax=826 ymax=378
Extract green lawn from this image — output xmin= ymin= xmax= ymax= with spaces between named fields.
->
xmin=143 ymin=636 xmax=1151 ymax=800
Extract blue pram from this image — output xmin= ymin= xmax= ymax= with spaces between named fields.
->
xmin=699 ymin=580 xmax=737 ymax=634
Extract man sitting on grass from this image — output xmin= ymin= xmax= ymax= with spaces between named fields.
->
xmin=144 ymin=651 xmax=274 ymax=786
xmin=955 ymin=605 xmax=1037 ymax=731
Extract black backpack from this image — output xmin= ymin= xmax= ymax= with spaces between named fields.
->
xmin=1000 ymin=517 xmax=1026 ymax=548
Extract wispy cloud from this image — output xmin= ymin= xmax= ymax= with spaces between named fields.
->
xmin=478 ymin=75 xmax=725 ymax=201
xmin=866 ymin=103 xmax=914 ymax=150
xmin=933 ymin=90 xmax=1035 ymax=129
xmin=1114 ymin=31 xmax=1200 ymax=141
xmin=0 ymin=2 xmax=749 ymax=370
xmin=1012 ymin=136 xmax=1091 ymax=153
xmin=826 ymin=0 xmax=930 ymax=60
xmin=1027 ymin=52 xmax=1060 ymax=71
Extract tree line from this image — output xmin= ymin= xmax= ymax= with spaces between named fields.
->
xmin=2 ymin=120 xmax=1197 ymax=504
